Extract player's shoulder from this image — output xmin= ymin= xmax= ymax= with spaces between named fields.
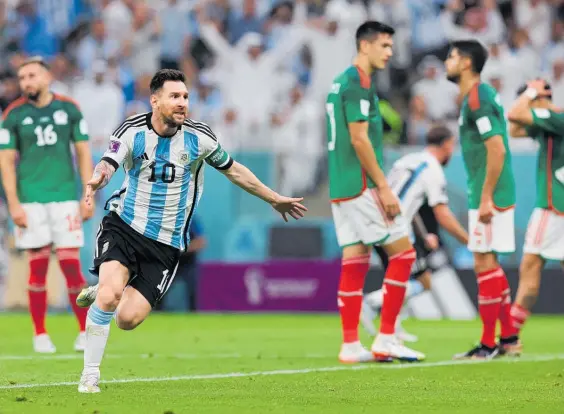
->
xmin=336 ymin=66 xmax=371 ymax=91
xmin=112 ymin=112 xmax=151 ymax=139
xmin=468 ymin=83 xmax=497 ymax=111
xmin=182 ymin=118 xmax=218 ymax=143
xmin=52 ymin=93 xmax=81 ymax=112
xmin=2 ymin=97 xmax=28 ymax=121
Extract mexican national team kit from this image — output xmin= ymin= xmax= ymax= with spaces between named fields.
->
xmin=458 ymin=83 xmax=516 ymax=254
xmin=523 ymin=108 xmax=564 ymax=261
xmin=0 ymin=95 xmax=89 ymax=248
xmin=326 ymin=65 xmax=408 ymax=247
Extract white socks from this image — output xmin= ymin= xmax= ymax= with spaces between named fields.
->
xmin=84 ymin=303 xmax=114 ymax=372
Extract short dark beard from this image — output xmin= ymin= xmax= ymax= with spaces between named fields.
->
xmin=441 ymin=156 xmax=451 ymax=167
xmin=26 ymin=91 xmax=41 ymax=102
xmin=446 ymin=73 xmax=460 ymax=84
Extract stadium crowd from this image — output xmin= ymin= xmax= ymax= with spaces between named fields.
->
xmin=0 ymin=0 xmax=563 ymax=195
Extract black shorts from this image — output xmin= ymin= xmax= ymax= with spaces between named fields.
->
xmin=90 ymin=212 xmax=180 ymax=307
xmin=374 ymin=238 xmax=431 ymax=279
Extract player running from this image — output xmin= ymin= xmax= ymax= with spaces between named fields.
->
xmin=74 ymin=69 xmax=307 ymax=393
xmin=327 ymin=21 xmax=425 ymax=364
xmin=0 ymin=57 xmax=93 ymax=353
xmin=360 ymin=126 xmax=469 ymax=340
xmin=444 ymin=40 xmax=518 ymax=360
xmin=505 ymin=79 xmax=564 ymax=354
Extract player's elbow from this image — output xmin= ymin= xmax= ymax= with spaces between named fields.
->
xmin=507 ymin=109 xmax=528 ymax=125
xmin=350 ymin=133 xmax=367 ymax=149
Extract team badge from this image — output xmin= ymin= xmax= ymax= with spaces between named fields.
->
xmin=53 ymin=110 xmax=68 ymax=125
xmin=179 ymin=152 xmax=190 ymax=165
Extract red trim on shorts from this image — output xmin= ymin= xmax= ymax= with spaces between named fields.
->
xmin=546 ymin=137 xmax=564 ymax=216
xmin=534 ymin=209 xmax=550 ymax=247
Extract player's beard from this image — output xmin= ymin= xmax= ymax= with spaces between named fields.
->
xmin=162 ymin=113 xmax=184 ymax=128
xmin=25 ymin=91 xmax=41 ymax=102
xmin=441 ymin=156 xmax=451 ymax=166
xmin=446 ymin=72 xmax=460 ymax=84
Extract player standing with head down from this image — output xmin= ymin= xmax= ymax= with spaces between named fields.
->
xmin=0 ymin=57 xmax=93 ymax=353
xmin=327 ymin=21 xmax=425 ymax=363
xmin=506 ymin=80 xmax=564 ymax=354
xmin=444 ymin=40 xmax=518 ymax=360
xmin=74 ymin=69 xmax=307 ymax=393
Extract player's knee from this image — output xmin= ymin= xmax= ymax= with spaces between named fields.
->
xmin=473 ymin=253 xmax=497 ymax=274
xmin=115 ymin=310 xmax=143 ymax=331
xmin=519 ymin=255 xmax=543 ymax=288
xmin=97 ymin=285 xmax=122 ymax=310
xmin=419 ymin=272 xmax=432 ymax=290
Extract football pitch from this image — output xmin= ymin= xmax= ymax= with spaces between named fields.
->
xmin=1 ymin=314 xmax=563 ymax=414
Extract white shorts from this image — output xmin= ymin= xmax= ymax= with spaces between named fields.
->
xmin=331 ymin=188 xmax=408 ymax=248
xmin=523 ymin=208 xmax=564 ymax=261
xmin=468 ymin=208 xmax=515 ymax=254
xmin=15 ymin=201 xmax=84 ymax=249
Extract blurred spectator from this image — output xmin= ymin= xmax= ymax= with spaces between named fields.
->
xmin=0 ymin=72 xmax=19 ymax=111
xmin=73 ymin=60 xmax=125 ymax=149
xmin=228 ymin=0 xmax=263 ymax=44
xmin=49 ymin=54 xmax=74 ymax=96
xmin=188 ymin=72 xmax=223 ymax=128
xmin=411 ymin=55 xmax=458 ymax=122
xmin=76 ymin=18 xmax=120 ymax=76
xmin=123 ymin=3 xmax=161 ymax=78
xmin=407 ymin=95 xmax=431 ymax=146
xmin=551 ymin=58 xmax=564 ymax=108
xmin=101 ymin=0 xmax=134 ymax=43
xmin=440 ymin=0 xmax=505 ymax=46
xmin=514 ymin=0 xmax=551 ymax=50
xmin=158 ymin=0 xmax=191 ymax=70
xmin=270 ymin=84 xmax=322 ymax=196
xmin=125 ymin=73 xmax=152 ymax=117
xmin=409 ymin=0 xmax=447 ymax=55
xmin=13 ymin=1 xmax=59 ymax=58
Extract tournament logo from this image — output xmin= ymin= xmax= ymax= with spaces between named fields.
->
xmin=108 ymin=140 xmax=121 ymax=153
xmin=179 ymin=151 xmax=190 ymax=166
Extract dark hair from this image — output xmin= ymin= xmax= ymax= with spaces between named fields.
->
xmin=355 ymin=21 xmax=395 ymax=51
xmin=450 ymin=40 xmax=488 ymax=74
xmin=516 ymin=82 xmax=552 ymax=99
xmin=150 ymin=69 xmax=186 ymax=94
xmin=426 ymin=125 xmax=454 ymax=146
xmin=18 ymin=56 xmax=50 ymax=71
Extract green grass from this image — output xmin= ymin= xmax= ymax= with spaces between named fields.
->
xmin=1 ymin=313 xmax=563 ymax=414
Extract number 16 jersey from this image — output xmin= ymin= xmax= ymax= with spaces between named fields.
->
xmin=0 ymin=95 xmax=89 ymax=203
xmin=102 ymin=113 xmax=233 ymax=250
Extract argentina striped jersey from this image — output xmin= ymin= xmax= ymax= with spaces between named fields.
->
xmin=101 ymin=112 xmax=233 ymax=250
xmin=387 ymin=150 xmax=449 ymax=223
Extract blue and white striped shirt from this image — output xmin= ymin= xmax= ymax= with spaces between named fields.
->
xmin=101 ymin=113 xmax=232 ymax=250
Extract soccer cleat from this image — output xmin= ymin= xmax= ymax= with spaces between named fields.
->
xmin=33 ymin=333 xmax=56 ymax=354
xmin=339 ymin=341 xmax=390 ymax=363
xmin=360 ymin=300 xmax=378 ymax=337
xmin=74 ymin=332 xmax=87 ymax=352
xmin=395 ymin=319 xmax=419 ymax=343
xmin=371 ymin=334 xmax=425 ymax=362
xmin=498 ymin=336 xmax=522 ymax=357
xmin=452 ymin=344 xmax=499 ymax=360
xmin=76 ymin=284 xmax=99 ymax=308
xmin=78 ymin=369 xmax=101 ymax=393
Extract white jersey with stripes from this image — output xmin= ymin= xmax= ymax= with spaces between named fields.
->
xmin=387 ymin=150 xmax=448 ymax=223
xmin=101 ymin=112 xmax=232 ymax=250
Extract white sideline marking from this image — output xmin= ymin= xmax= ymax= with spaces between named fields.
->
xmin=1 ymin=353 xmax=563 ymax=390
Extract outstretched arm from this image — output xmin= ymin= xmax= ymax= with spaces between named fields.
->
xmin=221 ymin=161 xmax=307 ymax=221
xmin=84 ymin=159 xmax=117 ymax=207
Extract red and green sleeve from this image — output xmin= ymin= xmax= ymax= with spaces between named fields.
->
xmin=343 ymin=83 xmax=372 ymax=123
xmin=530 ymin=109 xmax=564 ymax=137
xmin=469 ymin=95 xmax=505 ymax=141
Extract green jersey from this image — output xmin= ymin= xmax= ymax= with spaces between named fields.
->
xmin=0 ymin=95 xmax=89 ymax=203
xmin=326 ymin=66 xmax=384 ymax=201
xmin=525 ymin=108 xmax=564 ymax=214
xmin=458 ymin=83 xmax=515 ymax=209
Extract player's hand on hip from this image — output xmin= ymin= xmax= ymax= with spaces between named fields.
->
xmin=80 ymin=196 xmax=95 ymax=221
xmin=478 ymin=197 xmax=494 ymax=224
xmin=8 ymin=202 xmax=27 ymax=228
xmin=378 ymin=186 xmax=400 ymax=220
xmin=424 ymin=233 xmax=439 ymax=250
xmin=271 ymin=195 xmax=308 ymax=222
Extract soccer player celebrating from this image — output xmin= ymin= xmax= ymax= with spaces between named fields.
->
xmin=0 ymin=57 xmax=93 ymax=353
xmin=361 ymin=126 xmax=469 ymax=341
xmin=444 ymin=41 xmax=517 ymax=360
xmin=326 ymin=21 xmax=425 ymax=363
xmin=505 ymin=79 xmax=564 ymax=354
xmin=74 ymin=69 xmax=307 ymax=393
